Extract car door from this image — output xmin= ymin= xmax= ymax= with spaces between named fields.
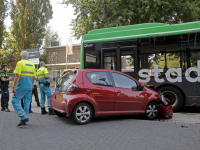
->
xmin=111 ymin=72 xmax=145 ymax=111
xmin=83 ymin=71 xmax=116 ymax=111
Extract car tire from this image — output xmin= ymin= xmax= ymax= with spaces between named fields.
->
xmin=157 ymin=86 xmax=183 ymax=112
xmin=72 ymin=103 xmax=93 ymax=125
xmin=145 ymin=102 xmax=159 ymax=120
xmin=54 ymin=110 xmax=66 ymax=117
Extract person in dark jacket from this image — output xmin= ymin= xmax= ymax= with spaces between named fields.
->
xmin=0 ymin=65 xmax=13 ymax=112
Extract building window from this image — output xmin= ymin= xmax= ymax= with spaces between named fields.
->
xmin=49 ymin=52 xmax=51 ymax=55
xmin=56 ymin=52 xmax=58 ymax=54
xmin=56 ymin=56 xmax=58 ymax=58
xmin=57 ymin=61 xmax=58 ymax=63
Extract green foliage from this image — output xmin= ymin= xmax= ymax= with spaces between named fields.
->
xmin=39 ymin=49 xmax=47 ymax=63
xmin=62 ymin=0 xmax=200 ymax=40
xmin=39 ymin=26 xmax=61 ymax=63
xmin=150 ymin=53 xmax=181 ymax=69
xmin=10 ymin=0 xmax=53 ymax=61
xmin=43 ymin=26 xmax=60 ymax=48
xmin=0 ymin=30 xmax=17 ymax=69
xmin=0 ymin=0 xmax=9 ymax=47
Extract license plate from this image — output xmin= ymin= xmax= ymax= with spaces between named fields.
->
xmin=56 ymin=95 xmax=63 ymax=100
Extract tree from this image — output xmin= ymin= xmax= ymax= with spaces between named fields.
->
xmin=0 ymin=30 xmax=16 ymax=69
xmin=63 ymin=0 xmax=200 ymax=40
xmin=10 ymin=0 xmax=53 ymax=61
xmin=0 ymin=0 xmax=9 ymax=47
xmin=40 ymin=26 xmax=61 ymax=63
xmin=43 ymin=26 xmax=60 ymax=48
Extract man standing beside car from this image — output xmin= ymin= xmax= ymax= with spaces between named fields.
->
xmin=36 ymin=61 xmax=54 ymax=115
xmin=11 ymin=51 xmax=36 ymax=126
xmin=0 ymin=65 xmax=13 ymax=112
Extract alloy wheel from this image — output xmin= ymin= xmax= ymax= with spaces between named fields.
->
xmin=146 ymin=103 xmax=158 ymax=119
xmin=75 ymin=105 xmax=91 ymax=123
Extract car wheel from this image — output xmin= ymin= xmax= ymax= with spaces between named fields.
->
xmin=72 ymin=103 xmax=93 ymax=125
xmin=54 ymin=110 xmax=66 ymax=117
xmin=145 ymin=102 xmax=159 ymax=120
xmin=157 ymin=86 xmax=183 ymax=112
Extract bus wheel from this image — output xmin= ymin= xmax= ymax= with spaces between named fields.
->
xmin=158 ymin=86 xmax=183 ymax=112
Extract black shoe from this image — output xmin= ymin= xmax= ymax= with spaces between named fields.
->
xmin=41 ymin=108 xmax=48 ymax=115
xmin=29 ymin=110 xmax=33 ymax=113
xmin=37 ymin=103 xmax=40 ymax=107
xmin=1 ymin=108 xmax=5 ymax=111
xmin=5 ymin=108 xmax=10 ymax=112
xmin=17 ymin=118 xmax=29 ymax=126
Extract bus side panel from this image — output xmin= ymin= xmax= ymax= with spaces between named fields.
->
xmin=145 ymin=77 xmax=200 ymax=106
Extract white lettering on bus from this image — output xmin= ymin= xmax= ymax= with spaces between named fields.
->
xmin=139 ymin=60 xmax=200 ymax=83
xmin=84 ymin=44 xmax=93 ymax=48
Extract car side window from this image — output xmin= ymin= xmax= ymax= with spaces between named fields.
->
xmin=112 ymin=73 xmax=137 ymax=90
xmin=86 ymin=72 xmax=112 ymax=87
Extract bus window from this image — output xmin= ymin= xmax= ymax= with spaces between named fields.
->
xmin=85 ymin=50 xmax=101 ymax=69
xmin=189 ymin=33 xmax=200 ymax=76
xmin=139 ymin=35 xmax=182 ymax=77
xmin=121 ymin=49 xmax=135 ymax=76
xmin=189 ymin=33 xmax=200 ymax=50
xmin=140 ymin=45 xmax=165 ymax=76
xmin=190 ymin=51 xmax=200 ymax=66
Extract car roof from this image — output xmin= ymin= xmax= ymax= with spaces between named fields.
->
xmin=65 ymin=69 xmax=132 ymax=74
xmin=64 ymin=69 xmax=124 ymax=73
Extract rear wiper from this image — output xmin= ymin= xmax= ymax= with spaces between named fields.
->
xmin=56 ymin=83 xmax=61 ymax=88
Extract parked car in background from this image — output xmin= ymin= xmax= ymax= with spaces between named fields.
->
xmin=51 ymin=69 xmax=173 ymax=125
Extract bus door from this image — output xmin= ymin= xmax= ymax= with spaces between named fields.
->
xmin=101 ymin=48 xmax=117 ymax=70
xmin=101 ymin=46 xmax=138 ymax=78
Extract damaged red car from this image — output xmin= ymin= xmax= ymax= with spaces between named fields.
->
xmin=50 ymin=69 xmax=173 ymax=125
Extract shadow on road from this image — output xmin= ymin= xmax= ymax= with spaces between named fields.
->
xmin=178 ymin=106 xmax=200 ymax=113
xmin=51 ymin=105 xmax=200 ymax=125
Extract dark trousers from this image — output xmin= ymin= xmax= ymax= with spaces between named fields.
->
xmin=1 ymin=87 xmax=9 ymax=109
xmin=32 ymin=85 xmax=39 ymax=104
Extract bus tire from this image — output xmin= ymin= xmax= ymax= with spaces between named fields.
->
xmin=157 ymin=86 xmax=183 ymax=112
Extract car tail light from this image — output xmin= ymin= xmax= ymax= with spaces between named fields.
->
xmin=67 ymin=84 xmax=78 ymax=92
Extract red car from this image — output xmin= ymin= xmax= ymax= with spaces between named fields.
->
xmin=50 ymin=69 xmax=173 ymax=125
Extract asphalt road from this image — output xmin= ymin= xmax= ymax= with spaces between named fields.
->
xmin=1 ymin=109 xmax=200 ymax=150
xmin=0 ymin=89 xmax=199 ymax=150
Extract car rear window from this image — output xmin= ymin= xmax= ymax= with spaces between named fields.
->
xmin=86 ymin=72 xmax=112 ymax=87
xmin=56 ymin=71 xmax=76 ymax=93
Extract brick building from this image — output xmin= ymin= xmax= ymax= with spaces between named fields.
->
xmin=44 ymin=43 xmax=80 ymax=78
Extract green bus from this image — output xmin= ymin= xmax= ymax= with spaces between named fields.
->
xmin=80 ymin=21 xmax=200 ymax=111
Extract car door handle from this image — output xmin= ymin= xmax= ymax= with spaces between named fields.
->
xmin=86 ymin=88 xmax=91 ymax=91
xmin=116 ymin=90 xmax=121 ymax=93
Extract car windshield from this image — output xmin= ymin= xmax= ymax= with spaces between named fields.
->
xmin=56 ymin=71 xmax=76 ymax=93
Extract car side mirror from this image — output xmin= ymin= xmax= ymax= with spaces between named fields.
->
xmin=137 ymin=84 xmax=144 ymax=91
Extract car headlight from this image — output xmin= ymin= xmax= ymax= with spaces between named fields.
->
xmin=158 ymin=93 xmax=169 ymax=106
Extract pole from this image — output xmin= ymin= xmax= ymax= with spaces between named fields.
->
xmin=66 ymin=54 xmax=68 ymax=70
